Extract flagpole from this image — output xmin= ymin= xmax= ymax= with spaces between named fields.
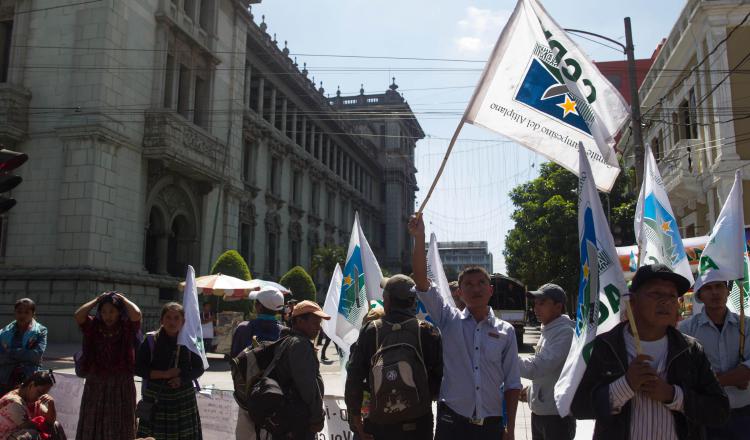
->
xmin=417 ymin=119 xmax=466 ymax=214
xmin=628 ymin=244 xmax=643 ymax=355
xmin=740 ymin=281 xmax=746 ymax=361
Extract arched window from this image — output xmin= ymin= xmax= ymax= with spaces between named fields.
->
xmin=145 ymin=207 xmax=166 ymax=274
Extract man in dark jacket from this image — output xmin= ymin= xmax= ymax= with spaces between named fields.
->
xmin=273 ymin=300 xmax=330 ymax=439
xmin=345 ymin=274 xmax=443 ymax=440
xmin=571 ymin=264 xmax=729 ymax=440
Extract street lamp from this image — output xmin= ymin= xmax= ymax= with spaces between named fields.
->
xmin=565 ymin=17 xmax=645 ymax=187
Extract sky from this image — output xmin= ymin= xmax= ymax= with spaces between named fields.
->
xmin=253 ymin=0 xmax=687 ymax=275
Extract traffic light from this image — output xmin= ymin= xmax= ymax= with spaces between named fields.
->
xmin=0 ymin=148 xmax=28 ymax=214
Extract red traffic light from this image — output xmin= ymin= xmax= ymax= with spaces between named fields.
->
xmin=0 ymin=149 xmax=28 ymax=172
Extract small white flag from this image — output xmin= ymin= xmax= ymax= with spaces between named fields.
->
xmin=321 ymin=264 xmax=348 ymax=351
xmin=634 ymin=145 xmax=694 ymax=285
xmin=464 ymin=0 xmax=628 ymax=192
xmin=178 ymin=265 xmax=209 ymax=369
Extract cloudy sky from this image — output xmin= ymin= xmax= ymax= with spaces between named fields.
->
xmin=253 ymin=0 xmax=686 ymax=275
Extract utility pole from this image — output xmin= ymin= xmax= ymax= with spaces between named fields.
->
xmin=625 ymin=17 xmax=645 ymax=188
xmin=565 ymin=17 xmax=646 ymax=187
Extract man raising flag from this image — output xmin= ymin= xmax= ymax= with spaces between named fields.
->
xmin=678 ymin=170 xmax=750 ymax=439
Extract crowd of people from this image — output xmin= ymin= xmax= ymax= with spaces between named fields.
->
xmin=0 ymin=215 xmax=747 ymax=440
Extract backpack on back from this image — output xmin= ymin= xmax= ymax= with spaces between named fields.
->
xmin=368 ymin=318 xmax=431 ymax=423
xmin=229 ymin=337 xmax=286 ymax=411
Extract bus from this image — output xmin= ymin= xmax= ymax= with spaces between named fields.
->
xmin=489 ymin=274 xmax=527 ymax=347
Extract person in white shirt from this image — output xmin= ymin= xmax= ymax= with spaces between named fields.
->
xmin=678 ymin=273 xmax=750 ymax=440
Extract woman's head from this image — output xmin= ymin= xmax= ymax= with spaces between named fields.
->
xmin=97 ymin=291 xmax=126 ymax=327
xmin=160 ymin=302 xmax=185 ymax=336
xmin=14 ymin=298 xmax=36 ymax=328
xmin=19 ymin=370 xmax=54 ymax=401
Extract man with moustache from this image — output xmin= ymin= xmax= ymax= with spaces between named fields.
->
xmin=571 ymin=264 xmax=729 ymax=439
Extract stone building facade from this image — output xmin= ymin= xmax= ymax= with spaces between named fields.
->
xmin=619 ymin=0 xmax=750 ymax=237
xmin=0 ymin=0 xmax=422 ymax=341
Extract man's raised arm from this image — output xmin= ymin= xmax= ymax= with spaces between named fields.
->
xmin=408 ymin=214 xmax=430 ymax=292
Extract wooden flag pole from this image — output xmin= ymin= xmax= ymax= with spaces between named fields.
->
xmin=625 ymin=299 xmax=642 ymax=355
xmin=417 ymin=120 xmax=466 ymax=215
xmin=740 ymin=281 xmax=746 ymax=361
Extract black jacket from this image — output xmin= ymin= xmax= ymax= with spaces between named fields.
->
xmin=571 ymin=322 xmax=729 ymax=440
xmin=344 ymin=309 xmax=443 ymax=420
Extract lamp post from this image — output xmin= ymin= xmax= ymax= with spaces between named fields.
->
xmin=565 ymin=17 xmax=645 ymax=187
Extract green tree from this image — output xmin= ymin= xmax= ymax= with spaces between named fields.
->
xmin=503 ymin=163 xmax=636 ymax=314
xmin=310 ymin=245 xmax=346 ymax=281
xmin=209 ymin=250 xmax=253 ymax=317
xmin=280 ymin=266 xmax=317 ymax=302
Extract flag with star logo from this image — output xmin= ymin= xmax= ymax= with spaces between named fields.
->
xmin=694 ymin=170 xmax=748 ymax=313
xmin=334 ymin=212 xmax=383 ymax=347
xmin=178 ymin=265 xmax=209 ymax=369
xmin=555 ymin=144 xmax=626 ymax=416
xmin=464 ymin=0 xmax=628 ymax=192
xmin=634 ymin=145 xmax=694 ymax=285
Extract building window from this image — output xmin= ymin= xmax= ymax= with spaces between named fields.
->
xmin=311 ymin=182 xmax=320 ymax=216
xmin=269 ymin=156 xmax=281 ymax=195
xmin=183 ymin=0 xmax=195 ymax=19
xmin=240 ymin=222 xmax=253 ymax=265
xmin=193 ymin=75 xmax=209 ymax=128
xmin=291 ymin=170 xmax=301 ymax=206
xmin=327 ymin=191 xmax=335 ymax=222
xmin=198 ymin=0 xmax=213 ymax=31
xmin=290 ymin=240 xmax=300 ymax=267
xmin=242 ymin=141 xmax=255 ymax=183
xmin=340 ymin=201 xmax=348 ymax=228
xmin=177 ymin=64 xmax=191 ymax=118
xmin=267 ymin=233 xmax=277 ymax=276
xmin=0 ymin=20 xmax=12 ymax=83
xmin=163 ymin=54 xmax=175 ymax=108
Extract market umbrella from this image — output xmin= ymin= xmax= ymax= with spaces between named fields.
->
xmin=222 ymin=279 xmax=291 ymax=300
xmin=177 ymin=273 xmax=255 ymax=297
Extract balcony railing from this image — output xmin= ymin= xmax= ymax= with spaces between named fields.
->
xmin=143 ymin=110 xmax=226 ymax=182
xmin=657 ymin=139 xmax=700 ymax=201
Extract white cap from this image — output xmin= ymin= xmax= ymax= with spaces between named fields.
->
xmin=249 ymin=287 xmax=285 ymax=311
xmin=693 ymin=271 xmax=731 ymax=302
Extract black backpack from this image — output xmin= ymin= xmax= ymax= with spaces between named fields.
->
xmin=229 ymin=336 xmax=294 ymax=436
xmin=368 ymin=318 xmax=431 ymax=424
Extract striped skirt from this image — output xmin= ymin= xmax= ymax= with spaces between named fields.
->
xmin=75 ymin=372 xmax=136 ymax=440
xmin=136 ymin=382 xmax=202 ymax=440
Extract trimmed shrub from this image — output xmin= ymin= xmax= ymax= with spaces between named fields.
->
xmin=209 ymin=250 xmax=253 ymax=317
xmin=279 ymin=266 xmax=317 ymax=302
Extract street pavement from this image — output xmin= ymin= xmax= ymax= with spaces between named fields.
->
xmin=44 ymin=326 xmax=594 ymax=439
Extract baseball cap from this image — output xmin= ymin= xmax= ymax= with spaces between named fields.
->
xmin=630 ymin=263 xmax=691 ymax=296
xmin=380 ymin=274 xmax=416 ymax=300
xmin=693 ymin=270 xmax=731 ymax=297
xmin=249 ymin=287 xmax=285 ymax=311
xmin=291 ymin=300 xmax=331 ymax=319
xmin=527 ymin=283 xmax=566 ymax=304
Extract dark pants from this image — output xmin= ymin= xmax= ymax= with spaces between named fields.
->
xmin=321 ymin=336 xmax=340 ymax=359
xmin=435 ymin=403 xmax=504 ymax=440
xmin=705 ymin=406 xmax=750 ymax=440
xmin=531 ymin=413 xmax=576 ymax=440
xmin=203 ymin=338 xmax=213 ymax=353
xmin=364 ymin=413 xmax=433 ymax=440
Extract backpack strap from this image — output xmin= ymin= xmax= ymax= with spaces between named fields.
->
xmin=261 ymin=337 xmax=293 ymax=379
xmin=141 ymin=331 xmax=158 ymax=394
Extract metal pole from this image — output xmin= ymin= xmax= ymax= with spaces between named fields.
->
xmin=625 ymin=17 xmax=645 ymax=188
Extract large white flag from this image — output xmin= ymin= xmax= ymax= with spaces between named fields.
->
xmin=178 ymin=265 xmax=209 ymax=369
xmin=634 ymin=145 xmax=694 ymax=284
xmin=555 ymin=144 xmax=626 ymax=416
xmin=694 ymin=170 xmax=749 ymax=314
xmin=334 ymin=212 xmax=383 ymax=348
xmin=464 ymin=0 xmax=628 ymax=192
